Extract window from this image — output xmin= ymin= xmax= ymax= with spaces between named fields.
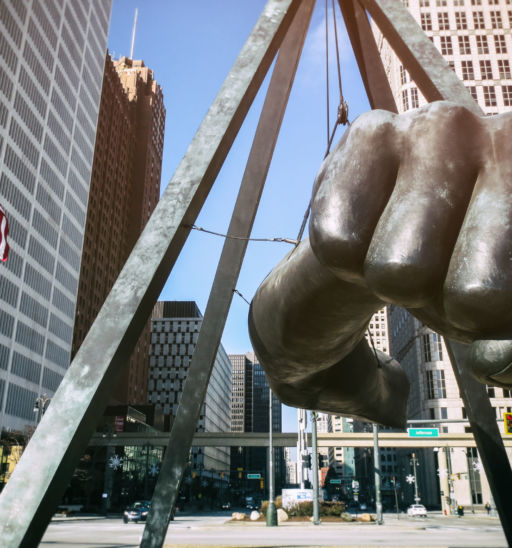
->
xmin=504 ymin=388 xmax=512 ymax=398
xmin=476 ymin=35 xmax=488 ymax=54
xmin=471 ymin=0 xmax=481 ymax=4
xmin=440 ymin=407 xmax=448 ymax=420
xmin=490 ymin=10 xmax=502 ymax=27
xmin=455 ymin=11 xmax=467 ymax=29
xmin=411 ymin=87 xmax=419 ymax=108
xmin=473 ymin=11 xmax=485 ymax=29
xmin=461 ymin=60 xmax=475 ymax=79
xmin=420 ymin=0 xmax=429 ymax=5
xmin=483 ymin=86 xmax=497 ymax=106
xmin=402 ymin=90 xmax=409 ymax=111
xmin=400 ymin=65 xmax=408 ymax=85
xmin=464 ymin=85 xmax=477 ymax=101
xmin=494 ymin=34 xmax=507 ymax=54
xmin=436 ymin=0 xmax=447 ymax=5
xmin=438 ymin=12 xmax=450 ymax=29
xmin=426 ymin=370 xmax=446 ymax=399
xmin=458 ymin=35 xmax=471 ymax=54
xmin=421 ymin=13 xmax=432 ymax=31
xmin=453 ymin=0 xmax=464 ymax=5
xmin=487 ymin=385 xmax=495 ymax=398
xmin=480 ymin=60 xmax=493 ymax=79
xmin=440 ymin=35 xmax=453 ymax=55
xmin=423 ymin=334 xmax=432 ymax=362
xmin=501 ymin=86 xmax=512 ymax=105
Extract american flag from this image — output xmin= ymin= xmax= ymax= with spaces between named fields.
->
xmin=0 ymin=204 xmax=9 ymax=262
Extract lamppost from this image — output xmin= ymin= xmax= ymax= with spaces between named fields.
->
xmin=266 ymin=388 xmax=277 ymax=526
xmin=33 ymin=394 xmax=50 ymax=425
xmin=410 ymin=452 xmax=420 ymax=504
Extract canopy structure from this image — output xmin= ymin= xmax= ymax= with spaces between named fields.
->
xmin=0 ymin=1 xmax=510 ymax=547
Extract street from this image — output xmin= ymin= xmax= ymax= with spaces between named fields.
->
xmin=40 ymin=511 xmax=507 ymax=547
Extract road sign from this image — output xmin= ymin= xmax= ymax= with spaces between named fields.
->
xmin=247 ymin=473 xmax=261 ymax=479
xmin=330 ymin=479 xmax=342 ymax=484
xmin=408 ymin=427 xmax=439 ymax=437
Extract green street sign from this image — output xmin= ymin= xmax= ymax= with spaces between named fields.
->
xmin=330 ymin=479 xmax=342 ymax=484
xmin=408 ymin=428 xmax=439 ymax=438
xmin=247 ymin=473 xmax=261 ymax=479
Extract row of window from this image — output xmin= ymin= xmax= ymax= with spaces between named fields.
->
xmin=421 ymin=10 xmax=511 ymax=31
xmin=419 ymin=0 xmax=511 ymax=6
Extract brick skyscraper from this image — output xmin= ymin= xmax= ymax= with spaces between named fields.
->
xmin=72 ymin=54 xmax=165 ymax=405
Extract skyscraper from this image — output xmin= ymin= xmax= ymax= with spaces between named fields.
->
xmin=71 ymin=54 xmax=165 ymax=405
xmin=229 ymin=352 xmax=284 ymax=499
xmin=0 ymin=0 xmax=111 ymax=431
xmin=374 ymin=0 xmax=512 ymax=511
xmin=147 ymin=301 xmax=232 ymax=476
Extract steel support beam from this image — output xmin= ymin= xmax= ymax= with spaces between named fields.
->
xmin=358 ymin=0 xmax=481 ymax=115
xmin=338 ymin=0 xmax=397 ymax=112
xmin=141 ymin=2 xmax=314 ymax=547
xmin=0 ymin=1 xmax=302 ymax=546
xmin=446 ymin=341 xmax=512 ymax=545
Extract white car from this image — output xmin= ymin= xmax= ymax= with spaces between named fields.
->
xmin=407 ymin=504 xmax=427 ymax=517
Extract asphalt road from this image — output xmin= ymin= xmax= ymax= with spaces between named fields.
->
xmin=40 ymin=511 xmax=507 ymax=548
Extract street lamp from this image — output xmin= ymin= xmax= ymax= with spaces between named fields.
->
xmin=409 ymin=453 xmax=420 ymax=504
xmin=33 ymin=394 xmax=50 ymax=425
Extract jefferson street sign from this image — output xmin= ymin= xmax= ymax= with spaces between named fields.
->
xmin=330 ymin=479 xmax=342 ymax=484
xmin=247 ymin=473 xmax=261 ymax=479
xmin=408 ymin=428 xmax=439 ymax=438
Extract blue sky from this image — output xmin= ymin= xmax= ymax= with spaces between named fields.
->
xmin=107 ymin=1 xmax=370 ymax=431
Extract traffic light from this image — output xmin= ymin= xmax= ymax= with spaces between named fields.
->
xmin=260 ymin=479 xmax=264 ymax=490
xmin=304 ymin=454 xmax=312 ymax=468
xmin=504 ymin=412 xmax=512 ymax=434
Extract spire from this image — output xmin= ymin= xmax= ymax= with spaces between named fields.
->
xmin=129 ymin=8 xmax=138 ymax=59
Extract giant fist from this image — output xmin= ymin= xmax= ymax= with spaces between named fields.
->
xmin=249 ymin=102 xmax=512 ymax=428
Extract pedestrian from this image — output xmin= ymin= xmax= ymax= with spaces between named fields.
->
xmin=457 ymin=505 xmax=464 ymax=517
xmin=485 ymin=502 xmax=491 ymax=515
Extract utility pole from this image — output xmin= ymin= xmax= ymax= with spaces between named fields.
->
xmin=311 ymin=411 xmax=320 ymax=525
xmin=266 ymin=388 xmax=277 ymax=526
xmin=297 ymin=409 xmax=307 ymax=489
xmin=373 ymin=423 xmax=383 ymax=525
xmin=410 ymin=453 xmax=420 ymax=504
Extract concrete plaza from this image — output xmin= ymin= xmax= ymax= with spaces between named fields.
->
xmin=40 ymin=510 xmax=507 ymax=547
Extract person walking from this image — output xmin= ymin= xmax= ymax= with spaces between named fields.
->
xmin=485 ymin=502 xmax=491 ymax=515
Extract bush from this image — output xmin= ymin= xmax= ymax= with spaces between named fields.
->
xmin=260 ymin=496 xmax=283 ymax=516
xmin=287 ymin=501 xmax=313 ymax=516
xmin=320 ymin=501 xmax=346 ymax=515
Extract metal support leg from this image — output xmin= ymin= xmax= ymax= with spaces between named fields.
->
xmin=446 ymin=341 xmax=512 ymax=546
xmin=338 ymin=0 xmax=397 ymax=113
xmin=357 ymin=0 xmax=480 ymax=115
xmin=141 ymin=2 xmax=315 ymax=546
xmin=0 ymin=2 xmax=302 ymax=546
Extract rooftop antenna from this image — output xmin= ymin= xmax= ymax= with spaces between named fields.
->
xmin=130 ymin=8 xmax=138 ymax=59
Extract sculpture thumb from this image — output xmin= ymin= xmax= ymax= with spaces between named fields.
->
xmin=467 ymin=340 xmax=512 ymax=388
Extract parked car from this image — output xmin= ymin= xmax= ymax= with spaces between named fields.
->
xmin=407 ymin=504 xmax=427 ymax=517
xmin=221 ymin=501 xmax=231 ymax=510
xmin=123 ymin=501 xmax=151 ymax=523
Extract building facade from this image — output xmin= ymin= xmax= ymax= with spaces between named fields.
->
xmin=229 ymin=351 xmax=284 ymax=501
xmin=72 ymin=54 xmax=165 ymax=405
xmin=147 ymin=301 xmax=232 ymax=478
xmin=0 ymin=0 xmax=111 ymax=431
xmin=374 ymin=0 xmax=512 ymax=512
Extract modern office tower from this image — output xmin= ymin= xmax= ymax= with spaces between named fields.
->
xmin=147 ymin=301 xmax=232 ymax=477
xmin=71 ymin=54 xmax=165 ymax=405
xmin=229 ymin=352 xmax=284 ymax=499
xmin=0 ymin=0 xmax=111 ymax=432
xmin=374 ymin=0 xmax=512 ymax=512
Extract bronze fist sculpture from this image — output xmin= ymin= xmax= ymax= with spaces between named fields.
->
xmin=249 ymin=102 xmax=512 ymax=428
